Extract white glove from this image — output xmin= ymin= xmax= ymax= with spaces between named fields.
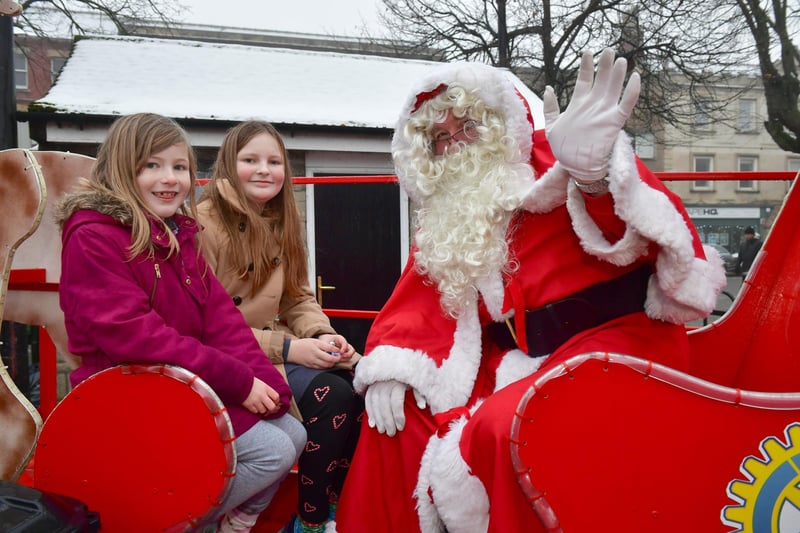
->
xmin=543 ymin=48 xmax=641 ymax=183
xmin=365 ymin=379 xmax=427 ymax=437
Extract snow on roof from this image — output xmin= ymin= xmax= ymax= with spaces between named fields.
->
xmin=37 ymin=35 xmax=544 ymax=130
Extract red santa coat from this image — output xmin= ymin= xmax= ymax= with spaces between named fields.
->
xmin=336 ymin=63 xmax=726 ymax=533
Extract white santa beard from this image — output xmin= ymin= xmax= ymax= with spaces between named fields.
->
xmin=413 ymin=145 xmax=532 ymax=317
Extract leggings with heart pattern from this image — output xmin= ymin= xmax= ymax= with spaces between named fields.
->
xmin=295 ymin=369 xmax=363 ymax=524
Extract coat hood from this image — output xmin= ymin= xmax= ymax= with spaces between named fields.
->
xmin=56 ymin=183 xmax=199 ymax=252
xmin=55 ymin=185 xmax=134 ymax=229
xmin=215 ymin=178 xmax=248 ymax=214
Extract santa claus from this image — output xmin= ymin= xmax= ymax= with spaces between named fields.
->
xmin=334 ymin=49 xmax=726 ymax=533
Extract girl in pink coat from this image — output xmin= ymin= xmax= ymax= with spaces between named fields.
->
xmin=57 ymin=113 xmax=306 ymax=533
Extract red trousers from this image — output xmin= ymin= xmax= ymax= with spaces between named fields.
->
xmin=335 ymin=377 xmax=546 ymax=533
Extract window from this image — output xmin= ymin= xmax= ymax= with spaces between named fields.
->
xmin=788 ymin=158 xmax=800 ymax=174
xmin=692 ymin=155 xmax=714 ymax=191
xmin=694 ymin=99 xmax=712 ymax=130
xmin=633 ymin=133 xmax=655 ymax=160
xmin=13 ymin=50 xmax=27 ymax=90
xmin=51 ymin=57 xmax=66 ymax=83
xmin=737 ymin=156 xmax=758 ymax=191
xmin=738 ymin=98 xmax=757 ymax=132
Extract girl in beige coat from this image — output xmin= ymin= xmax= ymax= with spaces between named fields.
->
xmin=197 ymin=121 xmax=363 ymax=533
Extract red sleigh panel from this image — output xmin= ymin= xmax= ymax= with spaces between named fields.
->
xmin=510 ymin=353 xmax=800 ymax=532
xmin=687 ymin=174 xmax=800 ymax=392
xmin=33 ymin=364 xmax=236 ymax=531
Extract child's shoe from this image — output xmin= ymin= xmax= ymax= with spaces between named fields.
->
xmin=279 ymin=514 xmax=326 ymax=533
xmin=217 ymin=508 xmax=259 ymax=533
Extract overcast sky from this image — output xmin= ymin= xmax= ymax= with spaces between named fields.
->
xmin=177 ymin=0 xmax=384 ymax=36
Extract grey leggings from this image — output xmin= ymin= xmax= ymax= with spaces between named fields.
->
xmin=213 ymin=414 xmax=306 ymax=520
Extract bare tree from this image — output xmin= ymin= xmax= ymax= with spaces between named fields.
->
xmin=14 ymin=0 xmax=185 ymax=36
xmin=736 ymin=0 xmax=800 ymax=153
xmin=7 ymin=1 xmax=187 ymax=149
xmin=1 ymin=2 xmax=22 ymax=149
xmin=371 ymin=0 xmax=755 ymax=133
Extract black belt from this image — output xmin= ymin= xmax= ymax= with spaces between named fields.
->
xmin=486 ymin=264 xmax=652 ymax=358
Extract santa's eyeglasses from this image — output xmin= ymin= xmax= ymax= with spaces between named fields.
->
xmin=431 ymin=119 xmax=480 ymax=156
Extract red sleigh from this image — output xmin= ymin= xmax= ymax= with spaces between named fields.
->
xmin=2 ymin=147 xmax=799 ymax=531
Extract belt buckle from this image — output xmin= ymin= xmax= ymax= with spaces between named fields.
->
xmin=504 ymin=318 xmax=519 ymax=347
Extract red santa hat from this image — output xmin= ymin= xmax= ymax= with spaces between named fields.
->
xmin=392 ymin=62 xmax=536 ymax=203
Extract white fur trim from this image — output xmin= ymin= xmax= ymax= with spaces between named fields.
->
xmin=475 ymin=272 xmax=508 ymax=320
xmin=520 ymin=161 xmax=570 ymax=213
xmin=567 ymin=132 xmax=727 ymax=322
xmin=354 ymin=300 xmax=483 ymax=414
xmin=415 ymin=434 xmax=446 ymax=533
xmin=566 ymin=180 xmax=649 ymax=266
xmin=416 ymin=416 xmax=490 ymax=533
xmin=646 ymin=249 xmax=727 ymax=322
xmin=494 ymin=349 xmax=546 ymax=391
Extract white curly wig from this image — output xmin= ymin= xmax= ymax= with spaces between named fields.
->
xmin=393 ymin=62 xmax=537 ymax=317
xmin=392 ymin=61 xmax=536 ymax=203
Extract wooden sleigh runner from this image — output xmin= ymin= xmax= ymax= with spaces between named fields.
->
xmin=0 ymin=149 xmax=46 ymax=482
xmin=511 ymin=173 xmax=800 ymax=532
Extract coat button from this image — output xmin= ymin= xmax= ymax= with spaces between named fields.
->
xmin=232 ymin=295 xmax=242 ymax=305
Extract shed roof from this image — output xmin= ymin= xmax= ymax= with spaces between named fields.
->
xmin=35 ymin=35 xmax=544 ymax=130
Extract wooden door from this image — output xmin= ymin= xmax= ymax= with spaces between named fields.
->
xmin=311 ymin=180 xmax=403 ymax=353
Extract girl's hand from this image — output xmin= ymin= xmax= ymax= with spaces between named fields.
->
xmin=318 ymin=333 xmax=356 ymax=362
xmin=286 ymin=336 xmax=353 ymax=369
xmin=242 ymin=377 xmax=282 ymax=415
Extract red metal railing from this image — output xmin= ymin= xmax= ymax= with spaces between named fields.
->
xmin=6 ymin=170 xmax=797 ymax=417
xmin=657 ymin=171 xmax=796 ymax=182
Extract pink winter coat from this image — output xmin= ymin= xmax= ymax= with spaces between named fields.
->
xmin=57 ymin=188 xmax=292 ymax=435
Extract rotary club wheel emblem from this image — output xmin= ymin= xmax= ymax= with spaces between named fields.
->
xmin=723 ymin=423 xmax=800 ymax=532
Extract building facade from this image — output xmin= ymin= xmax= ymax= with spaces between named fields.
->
xmin=13 ymin=33 xmax=71 ymax=147
xmin=652 ymin=73 xmax=799 ymax=254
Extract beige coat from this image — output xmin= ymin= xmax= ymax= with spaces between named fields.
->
xmin=197 ymin=180 xmax=358 ymax=420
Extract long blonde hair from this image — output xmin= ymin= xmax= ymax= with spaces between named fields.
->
xmin=92 ymin=113 xmax=198 ymax=258
xmin=201 ymin=120 xmax=308 ymax=296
